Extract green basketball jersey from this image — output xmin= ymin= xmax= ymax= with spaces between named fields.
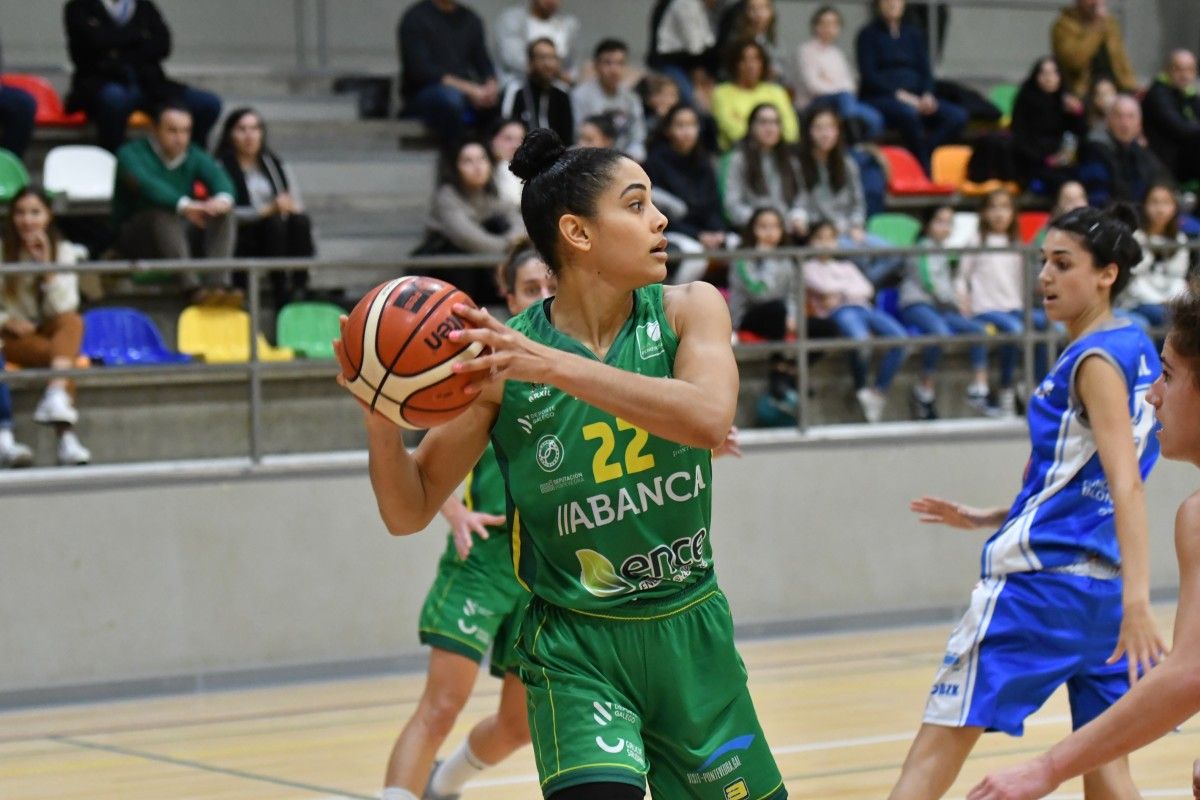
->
xmin=434 ymin=441 xmax=509 ymax=562
xmin=492 ymin=283 xmax=714 ymax=612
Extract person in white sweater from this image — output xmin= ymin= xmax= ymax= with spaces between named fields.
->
xmin=1121 ymin=184 xmax=1192 ymax=331
xmin=569 ymin=39 xmax=647 ymax=161
xmin=795 ymin=6 xmax=883 ymax=141
xmin=0 ymin=187 xmax=91 ymax=465
xmin=492 ymin=0 xmax=580 ymax=87
xmin=955 ymin=189 xmax=1048 ymax=413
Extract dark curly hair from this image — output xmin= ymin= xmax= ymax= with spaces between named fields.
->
xmin=1047 ymin=203 xmax=1142 ymax=298
xmin=1168 ymin=279 xmax=1200 ymax=388
xmin=509 ymin=128 xmax=627 ymax=272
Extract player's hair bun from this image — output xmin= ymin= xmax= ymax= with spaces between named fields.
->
xmin=510 ymin=128 xmax=566 ymax=182
xmin=1104 ymin=201 xmax=1139 ymax=235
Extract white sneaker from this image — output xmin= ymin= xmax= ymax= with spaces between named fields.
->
xmin=856 ymin=387 xmax=886 ymax=424
xmin=0 ymin=428 xmax=32 ymax=468
xmin=33 ymin=387 xmax=79 ymax=425
xmin=57 ymin=430 xmax=91 ymax=466
xmin=998 ymin=388 xmax=1018 ymax=417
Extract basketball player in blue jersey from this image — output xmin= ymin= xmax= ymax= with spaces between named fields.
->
xmin=888 ymin=205 xmax=1165 ymax=800
xmin=965 ymin=283 xmax=1200 ymax=800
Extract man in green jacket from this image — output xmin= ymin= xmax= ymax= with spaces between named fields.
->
xmin=113 ymin=101 xmax=237 ymax=302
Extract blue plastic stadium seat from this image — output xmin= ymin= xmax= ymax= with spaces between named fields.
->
xmin=82 ymin=307 xmax=193 ymax=366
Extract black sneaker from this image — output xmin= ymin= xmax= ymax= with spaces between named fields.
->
xmin=911 ymin=387 xmax=939 ymax=420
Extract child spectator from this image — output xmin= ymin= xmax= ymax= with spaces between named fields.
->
xmin=802 ymin=219 xmax=908 ymax=423
xmin=721 ymin=103 xmax=807 ymax=235
xmin=956 ymin=188 xmax=1047 ymax=414
xmin=711 ymin=39 xmax=797 ymax=151
xmin=647 ymin=0 xmax=718 ymax=108
xmin=214 ymin=108 xmax=315 ymax=310
xmin=576 ymin=113 xmax=617 ymax=149
xmin=63 ymin=0 xmax=223 ymax=153
xmin=795 ymin=6 xmax=884 ymax=142
xmin=570 ymin=39 xmax=647 ymax=161
xmin=1 ymin=188 xmax=91 ymax=466
xmin=797 ymin=105 xmax=901 ymax=284
xmin=112 ymin=101 xmax=239 ymax=306
xmin=492 ymin=0 xmax=581 ymax=87
xmin=0 ymin=351 xmax=32 ymax=467
xmin=643 ymin=104 xmax=727 ymax=283
xmin=1121 ymin=184 xmax=1192 ymax=331
xmin=1011 ymin=56 xmax=1086 ymax=195
xmin=718 ymin=0 xmax=784 ymax=85
xmin=1084 ymin=77 xmax=1118 ymax=144
xmin=899 ymin=204 xmax=995 ymax=419
xmin=1031 ymin=179 xmax=1090 ymax=246
xmin=487 ymin=117 xmax=527 ymax=207
xmin=641 ymin=72 xmax=681 ymax=141
xmin=500 ymin=38 xmax=574 ymax=144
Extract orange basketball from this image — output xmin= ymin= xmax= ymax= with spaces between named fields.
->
xmin=340 ymin=276 xmax=485 ymax=429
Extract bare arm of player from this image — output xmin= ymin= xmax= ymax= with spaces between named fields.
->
xmin=448 ymin=282 xmax=737 ymax=450
xmin=1077 ymin=355 xmax=1167 ymax=684
xmin=967 ymin=494 xmax=1200 ymax=800
xmin=910 ymin=496 xmax=1009 ymax=530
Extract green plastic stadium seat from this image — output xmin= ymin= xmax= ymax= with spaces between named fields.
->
xmin=0 ymin=148 xmax=30 ymax=203
xmin=865 ymin=212 xmax=921 ymax=246
xmin=276 ymin=301 xmax=344 ymax=359
xmin=989 ymin=83 xmax=1019 ymax=125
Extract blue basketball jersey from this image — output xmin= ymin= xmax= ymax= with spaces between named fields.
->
xmin=982 ymin=321 xmax=1160 ymax=577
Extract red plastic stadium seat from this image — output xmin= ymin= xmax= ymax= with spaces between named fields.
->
xmin=1019 ymin=211 xmax=1050 ymax=244
xmin=879 ymin=145 xmax=955 ymax=196
xmin=0 ymin=74 xmax=87 ymax=127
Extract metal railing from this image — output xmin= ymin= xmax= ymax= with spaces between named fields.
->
xmin=0 ymin=238 xmax=1190 ymax=460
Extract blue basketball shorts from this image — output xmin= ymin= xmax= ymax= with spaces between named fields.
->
xmin=923 ymin=568 xmax=1129 ymax=735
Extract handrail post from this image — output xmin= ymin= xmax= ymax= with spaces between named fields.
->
xmin=315 ymin=0 xmax=330 ymax=70
xmin=293 ymin=0 xmax=309 ymax=72
xmin=247 ymin=268 xmax=264 ymax=463
xmin=794 ymin=256 xmax=809 ymax=433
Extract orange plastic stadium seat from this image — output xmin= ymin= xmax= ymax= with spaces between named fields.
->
xmin=879 ymin=146 xmax=955 ymax=196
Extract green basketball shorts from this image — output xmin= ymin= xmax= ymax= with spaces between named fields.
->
xmin=518 ymin=575 xmax=787 ymax=799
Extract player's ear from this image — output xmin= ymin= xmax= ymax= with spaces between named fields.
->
xmin=559 ymin=213 xmax=592 ymax=256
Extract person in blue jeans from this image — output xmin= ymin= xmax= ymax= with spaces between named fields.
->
xmin=796 ymin=6 xmax=884 ymax=142
xmin=63 ymin=0 xmax=223 ymax=152
xmin=855 ymin=0 xmax=967 ymax=170
xmin=899 ymin=205 xmax=997 ymax=420
xmin=0 ymin=352 xmax=32 ymax=468
xmin=802 ymin=220 xmax=908 ymax=423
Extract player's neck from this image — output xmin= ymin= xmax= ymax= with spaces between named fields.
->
xmin=1066 ymin=304 xmax=1113 ymax=341
xmin=549 ymin=277 xmax=635 ymax=358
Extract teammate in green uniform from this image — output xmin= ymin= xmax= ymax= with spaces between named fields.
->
xmin=339 ymin=128 xmax=784 ymax=800
xmin=381 ymin=246 xmax=555 ymax=800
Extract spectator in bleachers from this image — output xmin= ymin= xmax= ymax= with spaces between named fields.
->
xmin=801 ymin=218 xmax=908 ymax=424
xmin=647 ymin=0 xmax=719 ymax=108
xmin=643 ymin=103 xmax=726 ymax=283
xmin=797 ymin=105 xmax=901 ymax=284
xmin=717 ymin=0 xmax=783 ymax=85
xmin=493 ymin=0 xmax=580 ymax=87
xmin=0 ymin=36 xmax=36 ymax=158
xmin=0 ymin=352 xmax=32 ymax=468
xmin=721 ymin=103 xmax=807 ymax=235
xmin=63 ymin=0 xmax=223 ymax=153
xmin=642 ymin=72 xmax=681 ymax=142
xmin=1119 ymin=183 xmax=1192 ymax=331
xmin=1084 ymin=76 xmax=1118 ymax=143
xmin=1142 ymin=49 xmax=1200 ymax=186
xmin=1031 ymin=178 xmax=1090 ymax=245
xmin=398 ymin=0 xmax=499 ymax=143
xmin=1 ymin=187 xmax=91 ymax=465
xmin=855 ymin=0 xmax=967 ymax=171
xmin=899 ymin=204 xmax=995 ymax=419
xmin=214 ymin=108 xmax=315 ymax=310
xmin=956 ymin=188 xmax=1047 ymax=414
xmin=1011 ymin=56 xmax=1086 ymax=195
xmin=796 ymin=6 xmax=884 ymax=144
xmin=112 ymin=101 xmax=238 ymax=305
xmin=576 ymin=113 xmax=616 ymax=149
xmin=1050 ymin=0 xmax=1138 ymax=100
xmin=500 ymin=38 xmax=574 ymax=145
xmin=1079 ymin=94 xmax=1170 ymax=206
xmin=570 ymin=39 xmax=647 ymax=161
xmin=711 ymin=39 xmax=797 ymax=151
xmin=487 ymin=117 xmax=527 ymax=207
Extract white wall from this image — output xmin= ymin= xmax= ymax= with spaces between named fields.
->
xmin=2 ymin=430 xmax=1194 ymax=701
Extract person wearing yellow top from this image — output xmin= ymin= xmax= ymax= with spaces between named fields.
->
xmin=711 ymin=39 xmax=798 ymax=151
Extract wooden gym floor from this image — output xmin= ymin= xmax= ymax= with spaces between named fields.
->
xmin=4 ymin=607 xmax=1198 ymax=799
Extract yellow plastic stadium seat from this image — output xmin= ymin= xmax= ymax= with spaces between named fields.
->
xmin=177 ymin=306 xmax=294 ymax=363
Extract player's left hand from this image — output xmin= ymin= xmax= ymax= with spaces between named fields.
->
xmin=1108 ymin=600 xmax=1168 ymax=685
xmin=448 ymin=509 xmax=506 ymax=560
xmin=1192 ymin=757 xmax=1200 ymax=800
xmin=713 ymin=426 xmax=742 ymax=458
xmin=966 ymin=754 xmax=1058 ymax=800
xmin=448 ymin=304 xmax=556 ymax=388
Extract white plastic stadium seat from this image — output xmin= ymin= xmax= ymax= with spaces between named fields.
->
xmin=947 ymin=211 xmax=980 ymax=247
xmin=42 ymin=145 xmax=117 ymax=203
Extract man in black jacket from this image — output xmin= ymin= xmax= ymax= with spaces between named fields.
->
xmin=1079 ymin=94 xmax=1170 ymax=206
xmin=499 ymin=38 xmax=573 ymax=145
xmin=1142 ymin=49 xmax=1200 ymax=184
xmin=63 ymin=0 xmax=223 ymax=153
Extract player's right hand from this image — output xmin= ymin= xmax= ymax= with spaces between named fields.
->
xmin=449 ymin=510 xmax=507 ymax=560
xmin=911 ymin=496 xmax=989 ymax=530
xmin=966 ymin=753 xmax=1058 ymax=800
xmin=1192 ymin=758 xmax=1200 ymax=800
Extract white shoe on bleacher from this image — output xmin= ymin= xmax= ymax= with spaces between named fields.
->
xmin=57 ymin=431 xmax=91 ymax=466
xmin=0 ymin=428 xmax=33 ymax=468
xmin=34 ymin=387 xmax=79 ymax=426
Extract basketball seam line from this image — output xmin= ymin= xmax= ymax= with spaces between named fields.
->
xmin=369 ymin=286 xmax=459 ymax=413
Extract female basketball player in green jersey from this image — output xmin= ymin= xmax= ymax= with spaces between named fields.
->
xmin=381 ymin=245 xmax=554 ymax=800
xmin=338 ymin=128 xmax=785 ymax=800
